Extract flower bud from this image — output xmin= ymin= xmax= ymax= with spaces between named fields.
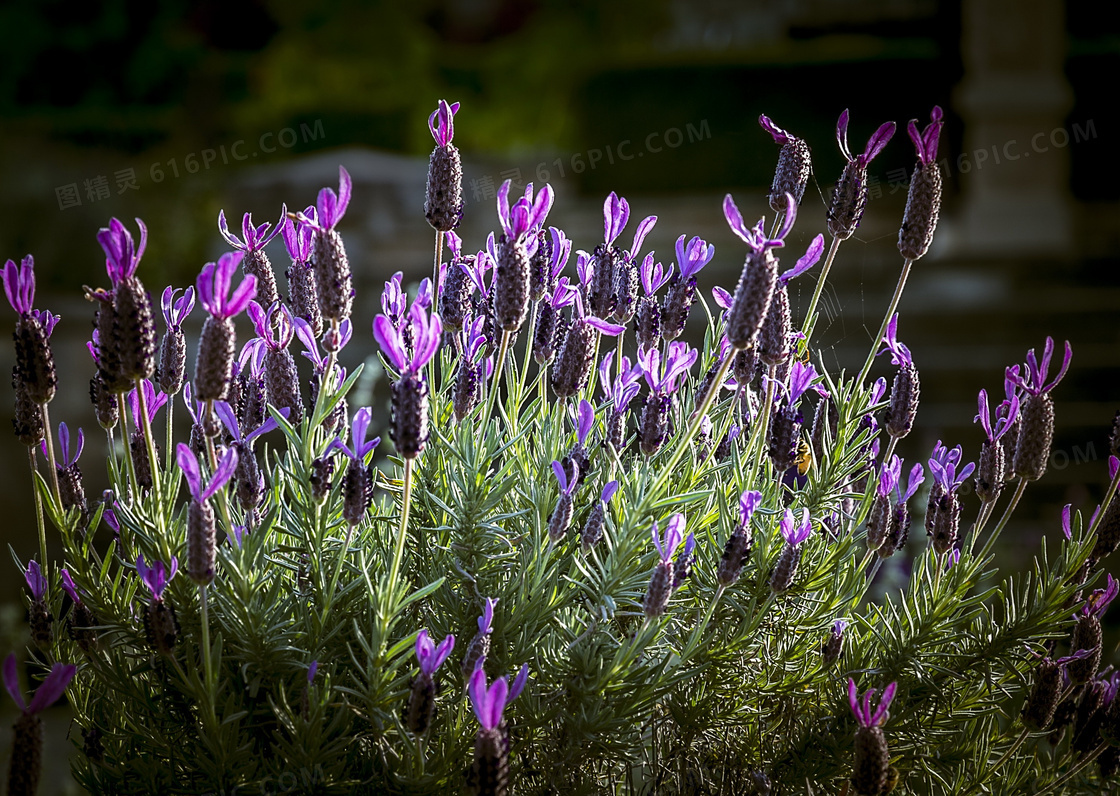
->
xmin=287 ymin=260 xmax=322 ymax=338
xmin=634 ymin=296 xmax=661 ymax=351
xmin=589 ymin=245 xmax=616 ymax=320
xmin=130 ymin=429 xmax=156 ymax=492
xmin=529 ymin=230 xmax=553 ymax=303
xmin=717 ymin=529 xmax=752 ymax=587
xmin=494 ymin=237 xmax=530 ymax=332
xmin=313 ymin=228 xmax=353 ymax=324
xmin=828 ymin=161 xmax=869 ymax=240
xmin=1072 ymin=680 xmax=1107 ymax=756
xmin=549 ymin=493 xmax=574 ymax=543
xmin=425 ymin=144 xmax=463 ymax=232
xmin=187 ymin=498 xmax=217 ymax=585
xmin=611 ymin=260 xmax=639 ymax=324
xmin=453 ymin=360 xmax=482 ymax=423
xmin=885 ymin=363 xmax=919 ymax=439
xmin=930 ymin=491 xmax=959 ymax=555
xmin=342 ymin=459 xmax=373 ymax=527
xmin=758 ymin=284 xmax=791 ymax=367
xmin=768 ymin=404 xmax=800 ymax=473
xmin=898 ymin=161 xmax=942 ymax=261
xmin=310 ymin=455 xmax=335 ymax=503
xmin=13 ymin=378 xmax=46 ymax=446
xmin=769 ymin=543 xmax=802 ymax=594
xmin=158 ymin=327 xmax=186 ymax=396
xmin=879 ymin=504 xmax=910 ymax=558
xmin=8 ymin=712 xmax=44 ymax=796
xmin=241 ymin=249 xmax=278 ymax=310
xmin=194 ymin=316 xmax=236 ymax=402
xmin=406 ymin=672 xmax=436 ymax=735
xmin=144 ymin=599 xmax=179 ymax=656
xmin=113 ymin=277 xmax=157 ymax=382
xmin=851 ymin=726 xmax=890 ymax=796
xmin=29 ymin=599 xmax=52 ymax=649
xmin=643 ymin=560 xmax=674 ymax=618
xmin=660 ymin=276 xmax=695 ymax=342
xmin=264 ymin=347 xmax=303 ymax=425
xmin=769 ymin=138 xmax=811 ymax=212
xmin=472 ymin=727 xmax=509 ymax=796
xmin=1068 ymin=614 xmax=1103 ymax=684
xmin=974 ymin=438 xmax=1005 ymax=504
xmin=639 ymin=393 xmax=670 ymax=457
xmin=581 ymin=501 xmax=606 ymax=549
xmin=726 ymin=251 xmax=777 ymax=351
xmin=822 ymin=623 xmax=845 ymax=667
xmin=390 ymin=373 xmax=429 ymax=459
xmin=866 ymin=494 xmax=892 ymax=552
xmin=533 ymin=303 xmax=562 ymax=365
xmin=13 ymin=315 xmax=56 ymax=404
xmin=605 ymin=410 xmax=626 ymax=452
xmin=439 ymin=257 xmax=472 ymax=334
xmin=460 ymin=632 xmax=490 ymax=681
xmin=1021 ymin=658 xmax=1062 ymax=732
xmin=551 ymin=323 xmax=594 ymax=399
xmin=67 ymin=602 xmax=100 ymax=655
xmin=235 ymin=442 xmax=262 ymax=513
xmin=1012 ymin=392 xmax=1054 ymax=482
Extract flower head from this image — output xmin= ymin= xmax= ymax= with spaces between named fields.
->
xmin=136 ymin=554 xmax=177 ymax=599
xmin=373 ymin=303 xmax=442 ymax=375
xmin=428 ymin=100 xmax=460 ymax=147
xmin=218 ymin=207 xmax=286 ymax=253
xmin=837 ymin=110 xmax=896 ymax=168
xmin=97 ymin=217 xmax=148 ymax=284
xmin=415 ymin=630 xmax=455 ymax=677
xmin=674 ymin=235 xmax=715 ymax=280
xmin=497 ymin=180 xmax=554 ymax=242
xmin=779 ymin=508 xmax=813 ymax=546
xmin=600 ymin=352 xmax=643 ymax=411
xmin=330 ymin=406 xmax=380 ymax=463
xmin=975 ymin=388 xmax=1020 ymax=443
xmin=848 ymin=678 xmax=898 ymax=728
xmin=161 ymin=286 xmax=195 ymax=330
xmin=197 ymin=252 xmax=257 ymax=319
xmin=1006 ymin=337 xmax=1073 ymax=396
xmin=907 ymin=106 xmax=944 ymax=165
xmin=652 ymin=514 xmax=687 ymax=563
xmin=24 ymin=560 xmax=46 ymax=601
xmin=928 ymin=441 xmax=975 ymax=493
xmin=876 ymin=314 xmax=912 ymax=367
xmin=723 ymin=192 xmax=797 ymax=252
xmin=3 ymin=654 xmax=77 ymax=716
xmin=638 ymin=341 xmax=697 ymax=394
xmin=177 ymin=443 xmax=237 ymax=503
xmin=2 ymin=255 xmax=36 ymax=315
xmin=739 ymin=490 xmax=763 ymax=529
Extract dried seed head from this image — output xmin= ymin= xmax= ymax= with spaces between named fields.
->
xmin=130 ymin=429 xmax=155 ymax=492
xmin=1092 ymin=497 xmax=1120 ymax=564
xmin=660 ymin=276 xmax=696 ymax=342
xmin=758 ymin=282 xmax=791 ymax=367
xmin=390 ymin=373 xmax=429 ymax=458
xmin=769 ymin=138 xmax=812 ymax=211
xmin=342 ymin=459 xmax=373 ymax=526
xmin=145 ymin=598 xmax=179 ymax=656
xmin=581 ymin=501 xmax=606 ymax=549
xmin=930 ymin=491 xmax=959 ymax=555
xmin=768 ymin=404 xmax=801 ymax=473
xmin=67 ymin=601 xmax=100 ymax=655
xmin=866 ymin=493 xmax=892 ymax=552
xmin=440 ymin=256 xmax=473 ymax=333
xmin=494 ymin=236 xmax=530 ymax=332
xmin=551 ymin=322 xmax=595 ymax=399
xmin=112 ymin=276 xmax=157 ymax=382
xmin=828 ymin=160 xmax=869 ymax=240
xmin=460 ymin=632 xmax=491 ymax=681
xmin=612 ymin=260 xmax=639 ymax=323
xmin=529 ymin=229 xmax=553 ymax=302
xmin=453 ymin=360 xmax=482 ymax=422
xmin=635 ymin=296 xmax=661 ymax=352
xmin=1012 ymin=392 xmax=1054 ymax=482
xmin=406 ymin=672 xmax=436 ymax=735
xmin=549 ymin=492 xmax=574 ymax=542
xmin=425 ymin=144 xmax=463 ymax=232
xmin=310 ymin=455 xmax=335 ymax=503
xmin=643 ymin=560 xmax=674 ymax=618
xmin=187 ymin=498 xmax=217 ymax=585
xmin=29 ymin=599 xmax=52 ymax=649
xmin=1021 ymin=658 xmax=1062 ymax=731
xmin=533 ymin=303 xmax=561 ymax=365
xmin=639 ymin=393 xmax=670 ymax=457
xmin=8 ymin=711 xmax=44 ymax=796
xmin=769 ymin=542 xmax=802 ymax=594
xmin=286 ymin=260 xmax=322 ymax=338
xmin=1068 ymin=614 xmax=1103 ymax=684
xmin=717 ymin=529 xmax=752 ymax=587
xmin=974 ymin=438 xmax=1005 ymax=504
xmin=13 ymin=378 xmax=45 ymax=446
xmin=264 ymin=347 xmax=303 ymax=425
xmin=605 ymin=410 xmax=626 ymax=452
xmin=726 ymin=250 xmax=778 ymax=350
xmin=589 ymin=244 xmax=617 ymax=319
xmin=472 ymin=727 xmax=510 ymax=796
xmin=885 ymin=363 xmax=919 ymax=439
xmin=158 ymin=327 xmax=186 ymax=396
xmin=234 ymin=442 xmax=262 ymax=513
xmin=313 ymin=228 xmax=353 ymax=324
xmin=851 ymin=726 xmax=890 ymax=796
xmin=59 ymin=463 xmax=88 ymax=527
xmin=898 ymin=161 xmax=942 ymax=261
xmin=194 ymin=316 xmax=236 ymax=402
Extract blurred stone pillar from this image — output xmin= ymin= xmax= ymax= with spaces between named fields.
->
xmin=954 ymin=0 xmax=1073 ymax=255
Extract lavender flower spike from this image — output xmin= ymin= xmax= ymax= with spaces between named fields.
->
xmin=759 ymin=115 xmax=811 ymax=211
xmin=1007 ymin=337 xmax=1072 ymax=481
xmin=898 ymin=106 xmax=944 ymax=261
xmin=829 ymin=111 xmax=896 ymax=239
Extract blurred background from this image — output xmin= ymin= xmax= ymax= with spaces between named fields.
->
xmin=1 ymin=0 xmax=1117 ymax=789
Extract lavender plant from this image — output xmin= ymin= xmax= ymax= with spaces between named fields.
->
xmin=4 ymin=100 xmax=1118 ymax=796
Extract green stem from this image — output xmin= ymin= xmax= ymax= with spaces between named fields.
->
xmin=881 ymin=436 xmax=899 ymax=468
xmin=429 ymin=230 xmax=444 ymax=391
xmin=322 ymin=523 xmax=355 ymax=626
xmin=198 ymin=585 xmax=218 ymax=727
xmin=39 ymin=402 xmax=63 ymax=509
xmin=681 ymin=585 xmax=725 ymax=660
xmin=977 ymin=478 xmax=1029 ymax=561
xmin=744 ymin=366 xmax=777 ymax=486
xmin=388 ymin=456 xmax=414 ymax=591
xmin=165 ymin=400 xmax=175 ymax=475
xmin=119 ymin=392 xmax=140 ymax=498
xmin=800 ymin=235 xmax=842 ymax=340
xmin=202 ymin=406 xmax=236 ymax=538
xmin=856 ymin=258 xmax=913 ymax=385
xmin=1034 ymin=740 xmax=1109 ymax=796
xmin=514 ymin=302 xmax=538 ymax=419
xmin=481 ymin=330 xmax=511 ymax=427
xmin=28 ymin=448 xmax=48 ymax=580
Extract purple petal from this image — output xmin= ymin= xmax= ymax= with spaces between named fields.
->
xmin=870 ymin=681 xmax=897 ymax=727
xmin=528 ymin=184 xmax=555 ymax=232
xmin=722 ymin=194 xmax=756 ymax=246
xmin=551 ymin=460 xmax=568 ymax=493
xmin=25 ymin=662 xmax=77 ymax=715
xmin=373 ymin=315 xmax=409 ymax=371
xmin=203 ymin=446 xmax=239 ymax=501
xmin=780 ymin=234 xmax=825 ymax=283
xmin=485 ymin=676 xmax=509 ymax=730
xmin=60 ymin=569 xmax=81 ymax=604
xmin=508 ymin=663 xmax=529 ymax=702
xmin=585 ymin=317 xmax=625 ymax=336
xmin=432 ymin=633 xmax=455 ymax=672
xmin=712 ymin=286 xmax=733 ymax=311
xmin=223 ymin=273 xmax=258 ymax=319
xmin=663 ymin=514 xmax=685 ymax=560
xmin=415 ymin=629 xmax=433 ymax=671
xmin=575 ymin=400 xmax=594 ymax=446
xmin=739 ymin=490 xmax=763 ymax=526
xmin=24 ymin=560 xmax=46 ymax=601
xmin=496 ymin=180 xmax=513 ymax=237
xmin=468 ymin=668 xmax=491 ymax=728
xmin=217 ymin=209 xmax=243 ymax=249
xmin=861 ymin=121 xmax=896 ymax=165
xmin=836 ymin=109 xmax=851 ymax=160
xmin=177 ymin=443 xmax=203 ymax=500
xmin=601 ymin=480 xmax=619 ymax=503
xmin=308 ymin=661 xmax=318 ymax=683
xmin=350 ymin=407 xmax=373 ymax=459
xmin=1062 ymin=504 xmax=1072 ymax=540
xmin=907 ymin=119 xmax=924 ymax=157
xmin=758 ymin=114 xmax=791 ymax=144
xmin=630 ymin=215 xmax=657 ymax=258
xmin=480 ymin=597 xmax=496 ymax=635
xmin=3 ymin=654 xmax=26 ymax=713
xmin=847 ymin=678 xmax=861 ymax=723
xmin=975 ymin=390 xmax=993 ymax=440
xmin=1043 ymin=340 xmax=1073 ymax=394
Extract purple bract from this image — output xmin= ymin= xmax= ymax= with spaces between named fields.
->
xmin=837 ymin=110 xmax=896 ymax=168
xmin=428 ymin=100 xmax=460 ymax=148
xmin=197 ymin=252 xmax=257 ymax=320
xmin=848 ymin=678 xmax=898 ymax=728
